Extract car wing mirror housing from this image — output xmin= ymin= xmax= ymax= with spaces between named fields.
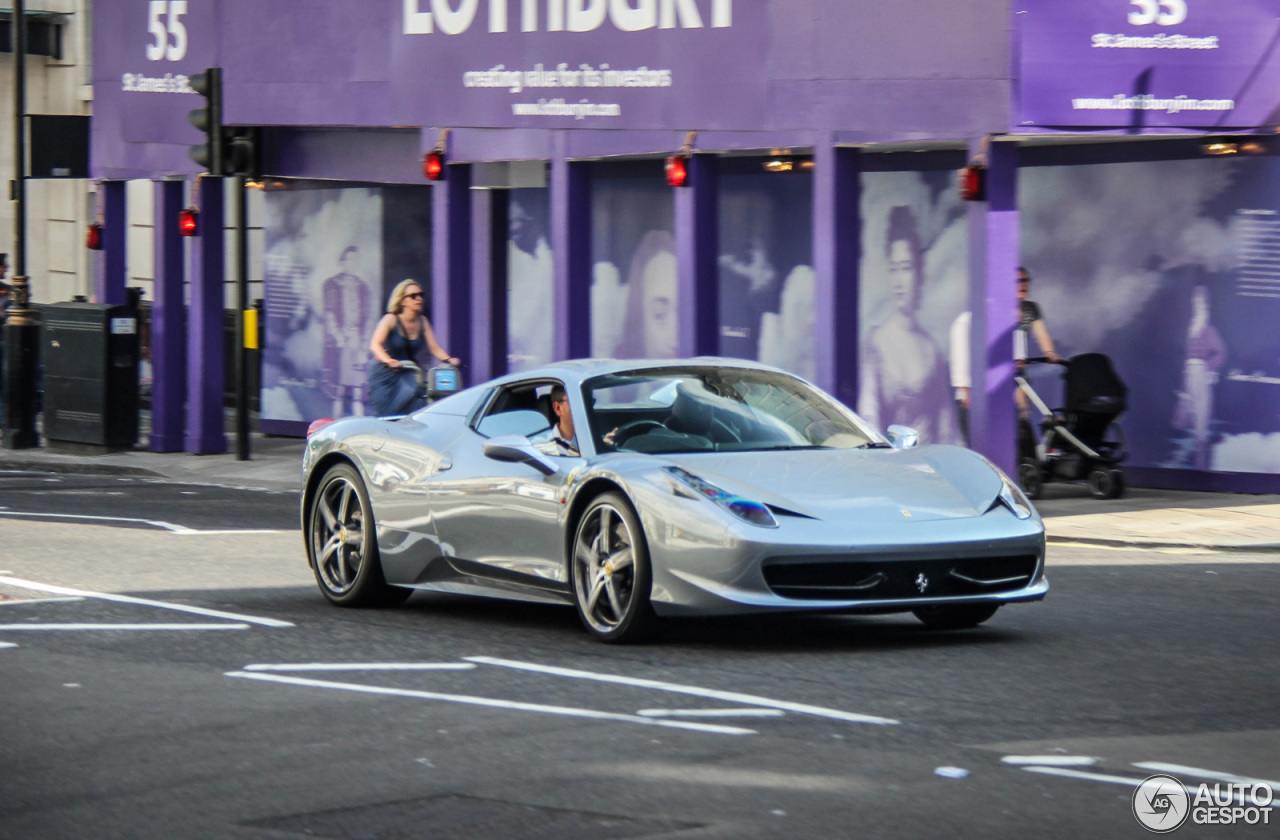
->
xmin=483 ymin=435 xmax=560 ymax=476
xmin=886 ymin=425 xmax=920 ymax=450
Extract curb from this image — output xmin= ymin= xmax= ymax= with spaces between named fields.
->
xmin=1047 ymin=536 xmax=1280 ymax=554
xmin=0 ymin=458 xmax=165 ymax=479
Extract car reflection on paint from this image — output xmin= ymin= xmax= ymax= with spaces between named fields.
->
xmin=301 ymin=358 xmax=1046 ymax=643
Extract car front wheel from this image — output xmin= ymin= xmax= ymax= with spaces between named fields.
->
xmin=307 ymin=462 xmax=410 ymax=607
xmin=571 ymin=492 xmax=655 ymax=643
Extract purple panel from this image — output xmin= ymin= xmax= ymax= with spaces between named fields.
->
xmin=150 ymin=179 xmax=188 ymax=452
xmin=967 ymin=141 xmax=1018 ymax=477
xmin=1017 ymin=1 xmax=1280 ymax=129
xmin=186 ymin=179 xmax=227 ymax=455
xmin=812 ymin=145 xmax=859 ymax=408
xmin=550 ymin=150 xmax=591 ymax=360
xmin=270 ymin=129 xmax=425 ymax=185
xmin=95 ymin=181 xmax=127 ymax=305
xmin=430 ymin=165 xmax=472 ymax=362
xmin=675 ymin=154 xmax=718 ymax=358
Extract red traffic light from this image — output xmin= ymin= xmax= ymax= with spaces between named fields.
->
xmin=959 ymin=164 xmax=986 ymax=201
xmin=424 ymin=150 xmax=445 ymax=181
xmin=665 ymin=153 xmax=689 ymax=187
xmin=85 ymin=222 xmax=103 ymax=250
xmin=179 ymin=208 xmax=199 ymax=236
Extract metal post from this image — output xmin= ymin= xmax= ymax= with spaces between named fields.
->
xmin=234 ymin=175 xmax=249 ymax=460
xmin=3 ymin=0 xmax=39 ymax=449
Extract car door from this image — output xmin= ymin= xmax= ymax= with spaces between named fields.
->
xmin=427 ymin=379 xmax=583 ymax=590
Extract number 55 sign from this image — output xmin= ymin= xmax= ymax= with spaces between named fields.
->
xmin=147 ymin=0 xmax=189 ymax=61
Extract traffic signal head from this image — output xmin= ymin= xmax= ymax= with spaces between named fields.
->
xmin=665 ymin=153 xmax=689 ymax=187
xmin=179 ymin=208 xmax=199 ymax=236
xmin=423 ymin=149 xmax=445 ymax=181
xmin=959 ymin=164 xmax=986 ymax=201
xmin=188 ymin=68 xmax=224 ymax=175
xmin=85 ymin=222 xmax=103 ymax=250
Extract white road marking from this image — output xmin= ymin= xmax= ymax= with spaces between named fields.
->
xmin=1021 ymin=765 xmax=1192 ymax=791
xmin=0 ymin=576 xmax=294 ymax=628
xmin=1019 ymin=765 xmax=1261 ymax=805
xmin=1133 ymin=762 xmax=1280 ymax=789
xmin=0 ymin=623 xmax=249 ymax=631
xmin=467 ymin=657 xmax=899 ymax=725
xmin=1002 ymin=755 xmax=1098 ymax=766
xmin=0 ymin=510 xmax=197 ymax=533
xmin=224 ymin=671 xmax=757 ymax=735
xmin=0 ymin=510 xmax=284 ymax=536
xmin=0 ymin=641 xmax=16 ymax=649
xmin=243 ymin=663 xmax=476 ymax=673
xmin=0 ymin=597 xmax=84 ymax=607
xmin=636 ymin=708 xmax=785 ymax=719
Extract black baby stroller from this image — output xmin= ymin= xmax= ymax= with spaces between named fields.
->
xmin=1015 ymin=353 xmax=1128 ymax=500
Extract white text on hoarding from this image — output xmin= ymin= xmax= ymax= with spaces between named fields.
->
xmin=512 ymin=99 xmax=622 ymax=118
xmin=1071 ymin=94 xmax=1233 ymax=113
xmin=465 ymin=62 xmax=671 ymax=93
xmin=404 ymin=0 xmax=732 ymax=35
xmin=1092 ymin=32 xmax=1218 ymax=49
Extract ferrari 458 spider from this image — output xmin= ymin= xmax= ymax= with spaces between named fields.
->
xmin=302 ymin=359 xmax=1046 ymax=642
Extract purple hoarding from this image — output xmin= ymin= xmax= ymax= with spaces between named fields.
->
xmin=1016 ymin=1 xmax=1280 ymax=129
xmin=1020 ymin=156 xmax=1280 ymax=475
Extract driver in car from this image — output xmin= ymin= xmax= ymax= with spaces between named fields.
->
xmin=531 ymin=385 xmax=580 ymax=456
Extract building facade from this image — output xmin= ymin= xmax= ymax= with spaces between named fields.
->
xmin=86 ymin=0 xmax=1280 ymax=492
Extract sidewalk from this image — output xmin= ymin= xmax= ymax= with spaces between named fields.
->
xmin=1 ymin=433 xmax=1279 ymax=552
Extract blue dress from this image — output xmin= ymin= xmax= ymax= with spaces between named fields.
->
xmin=367 ymin=317 xmax=427 ymax=416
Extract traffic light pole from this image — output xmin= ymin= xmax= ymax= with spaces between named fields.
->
xmin=234 ymin=175 xmax=249 ymax=461
xmin=3 ymin=0 xmax=39 ymax=449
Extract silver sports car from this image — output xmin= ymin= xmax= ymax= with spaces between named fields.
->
xmin=301 ymin=359 xmax=1047 ymax=642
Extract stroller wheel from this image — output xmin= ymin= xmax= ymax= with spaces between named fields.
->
xmin=1018 ymin=459 xmax=1044 ymax=500
xmin=1088 ymin=466 xmax=1125 ymax=500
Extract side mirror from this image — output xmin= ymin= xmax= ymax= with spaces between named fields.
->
xmin=483 ymin=435 xmax=559 ymax=476
xmin=886 ymin=425 xmax=919 ymax=450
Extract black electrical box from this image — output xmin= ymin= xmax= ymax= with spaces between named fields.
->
xmin=42 ymin=302 xmax=140 ymax=449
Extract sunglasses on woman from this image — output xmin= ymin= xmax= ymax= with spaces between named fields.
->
xmin=404 ymin=292 xmax=423 ymax=299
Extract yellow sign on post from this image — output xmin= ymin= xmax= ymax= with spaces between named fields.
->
xmin=243 ymin=308 xmax=258 ymax=349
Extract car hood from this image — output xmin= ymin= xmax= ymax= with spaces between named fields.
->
xmin=658 ymin=446 xmax=1007 ymax=522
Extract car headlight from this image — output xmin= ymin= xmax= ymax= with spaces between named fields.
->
xmin=996 ymin=474 xmax=1035 ymax=520
xmin=663 ymin=466 xmax=778 ymax=528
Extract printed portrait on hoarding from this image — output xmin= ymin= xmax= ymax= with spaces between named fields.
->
xmin=591 ymin=169 xmax=676 ymax=360
xmin=858 ymin=169 xmax=968 ymax=445
xmin=717 ymin=167 xmax=815 ymax=381
xmin=262 ymin=184 xmax=432 ymax=427
xmin=507 ymin=188 xmax=553 ymax=372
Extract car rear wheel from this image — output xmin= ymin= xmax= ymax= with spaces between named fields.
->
xmin=571 ymin=492 xmax=655 ymax=643
xmin=307 ymin=462 xmax=410 ymax=607
xmin=912 ymin=603 xmax=1000 ymax=630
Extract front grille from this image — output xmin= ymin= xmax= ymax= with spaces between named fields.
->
xmin=762 ymin=554 xmax=1038 ymax=601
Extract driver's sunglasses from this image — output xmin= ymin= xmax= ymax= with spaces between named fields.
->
xmin=404 ymin=292 xmax=424 ymax=299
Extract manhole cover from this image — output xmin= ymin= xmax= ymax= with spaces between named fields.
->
xmin=245 ymin=793 xmax=699 ymax=839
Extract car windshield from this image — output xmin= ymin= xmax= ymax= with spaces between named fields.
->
xmin=583 ymin=366 xmax=885 ymax=454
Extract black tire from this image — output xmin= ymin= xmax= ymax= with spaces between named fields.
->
xmin=1087 ymin=466 xmax=1122 ymax=500
xmin=1108 ymin=468 xmax=1126 ymax=499
xmin=307 ymin=462 xmax=410 ymax=607
xmin=1018 ymin=459 xmax=1044 ymax=500
xmin=912 ymin=603 xmax=1000 ymax=630
xmin=570 ymin=492 xmax=655 ymax=643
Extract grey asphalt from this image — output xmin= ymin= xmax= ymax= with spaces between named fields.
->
xmin=1 ymin=430 xmax=1278 ymax=552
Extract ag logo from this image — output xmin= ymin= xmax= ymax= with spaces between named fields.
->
xmin=1133 ymin=774 xmax=1190 ymax=832
xmin=915 ymin=573 xmax=929 ymax=593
